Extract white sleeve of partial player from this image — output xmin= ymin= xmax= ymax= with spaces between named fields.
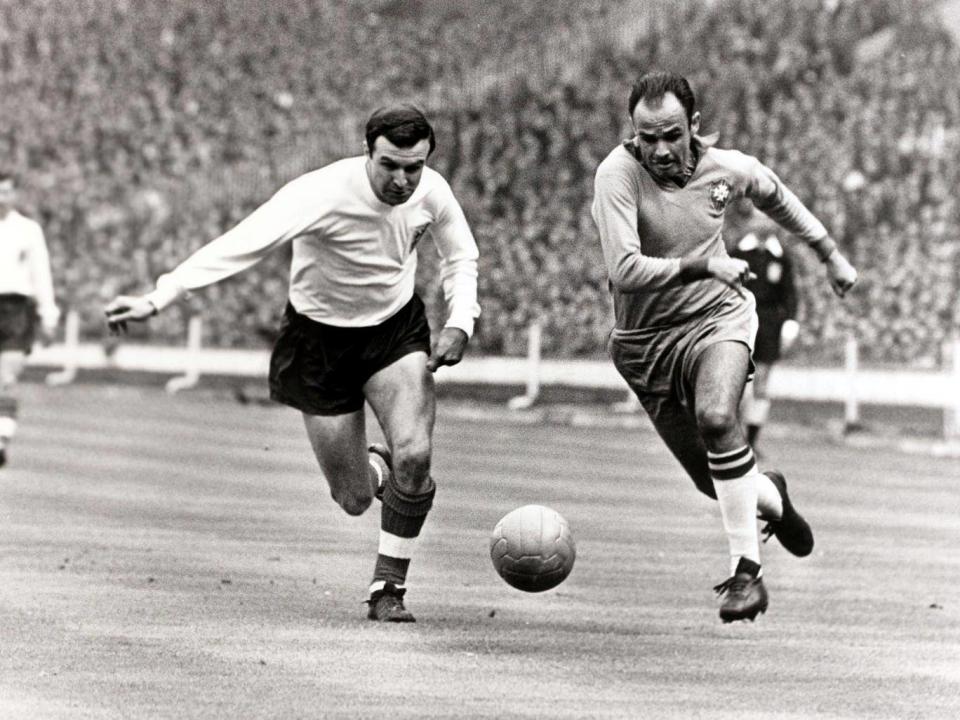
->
xmin=30 ymin=226 xmax=59 ymax=328
xmin=431 ymin=186 xmax=480 ymax=338
xmin=144 ymin=187 xmax=310 ymax=312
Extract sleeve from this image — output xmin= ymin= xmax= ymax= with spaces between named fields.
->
xmin=743 ymin=157 xmax=829 ymax=245
xmin=430 ymin=181 xmax=480 ymax=338
xmin=591 ymin=162 xmax=682 ymax=292
xmin=29 ymin=224 xmax=59 ymax=330
xmin=144 ymin=184 xmax=312 ymax=312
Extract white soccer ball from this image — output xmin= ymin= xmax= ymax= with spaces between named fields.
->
xmin=489 ymin=504 xmax=576 ymax=593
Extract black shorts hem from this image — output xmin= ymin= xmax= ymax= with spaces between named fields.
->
xmin=268 ymin=295 xmax=432 ymax=417
xmin=268 ymin=387 xmax=365 ymax=416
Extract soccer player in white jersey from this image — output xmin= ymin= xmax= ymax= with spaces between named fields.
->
xmin=105 ymin=105 xmax=480 ymax=622
xmin=592 ymin=72 xmax=858 ymax=622
xmin=0 ymin=172 xmax=60 ymax=468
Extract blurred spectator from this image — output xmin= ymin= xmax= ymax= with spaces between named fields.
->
xmin=2 ymin=0 xmax=957 ymax=365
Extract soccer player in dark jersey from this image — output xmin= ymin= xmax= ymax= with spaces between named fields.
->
xmin=730 ymin=203 xmax=800 ymax=454
xmin=105 ymin=105 xmax=480 ymax=623
xmin=592 ymin=72 xmax=857 ymax=622
xmin=0 ymin=172 xmax=60 ymax=468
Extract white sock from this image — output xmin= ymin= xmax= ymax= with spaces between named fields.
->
xmin=708 ymin=446 xmax=761 ymax=575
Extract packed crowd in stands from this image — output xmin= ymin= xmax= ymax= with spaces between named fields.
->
xmin=3 ymin=0 xmax=957 ymax=365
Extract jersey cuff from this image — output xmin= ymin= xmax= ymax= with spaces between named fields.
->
xmin=144 ymin=281 xmax=184 ymax=312
xmin=678 ymin=257 xmax=711 ymax=282
xmin=444 ymin=313 xmax=475 ymax=339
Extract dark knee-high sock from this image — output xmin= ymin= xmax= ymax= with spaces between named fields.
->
xmin=370 ymin=477 xmax=435 ymax=590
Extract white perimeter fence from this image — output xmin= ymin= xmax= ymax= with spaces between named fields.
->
xmin=29 ymin=312 xmax=960 ymax=439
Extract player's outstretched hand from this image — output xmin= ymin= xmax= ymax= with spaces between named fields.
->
xmin=104 ymin=295 xmax=158 ymax=335
xmin=825 ymin=252 xmax=858 ymax=298
xmin=427 ymin=327 xmax=468 ymax=373
xmin=706 ymin=257 xmax=756 ymax=298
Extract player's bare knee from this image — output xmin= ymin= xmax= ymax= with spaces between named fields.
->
xmin=392 ymin=439 xmax=432 ymax=493
xmin=333 ymin=489 xmax=373 ymax=516
xmin=696 ymin=407 xmax=738 ymax=442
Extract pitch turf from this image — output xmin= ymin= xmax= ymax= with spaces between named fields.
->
xmin=1 ymin=384 xmax=958 ymax=719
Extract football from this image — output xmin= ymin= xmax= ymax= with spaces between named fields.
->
xmin=489 ymin=504 xmax=576 ymax=592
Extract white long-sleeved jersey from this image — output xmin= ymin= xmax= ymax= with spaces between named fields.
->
xmin=0 ymin=209 xmax=59 ymax=329
xmin=146 ymin=157 xmax=481 ymax=336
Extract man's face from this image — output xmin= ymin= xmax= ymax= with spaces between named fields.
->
xmin=631 ymin=92 xmax=700 ymax=183
xmin=0 ymin=179 xmax=16 ymax=216
xmin=365 ymin=136 xmax=431 ymax=206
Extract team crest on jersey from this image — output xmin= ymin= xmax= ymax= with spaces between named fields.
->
xmin=708 ymin=179 xmax=733 ymax=212
xmin=410 ymin=223 xmax=431 ymax=251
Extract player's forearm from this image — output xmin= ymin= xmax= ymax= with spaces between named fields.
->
xmin=143 ymin=248 xmax=261 ymax=312
xmin=607 ymin=252 xmax=683 ymax=292
xmin=144 ymin=195 xmax=301 ymax=312
xmin=439 ymin=256 xmax=480 ymax=338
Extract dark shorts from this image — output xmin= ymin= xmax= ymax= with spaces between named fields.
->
xmin=268 ymin=295 xmax=432 ymax=416
xmin=609 ymin=296 xmax=757 ymax=499
xmin=753 ymin=312 xmax=785 ymax=364
xmin=0 ymin=294 xmax=38 ymax=354
xmin=609 ymin=294 xmax=757 ymax=412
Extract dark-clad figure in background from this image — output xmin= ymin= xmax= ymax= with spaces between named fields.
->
xmin=730 ymin=201 xmax=800 ymax=454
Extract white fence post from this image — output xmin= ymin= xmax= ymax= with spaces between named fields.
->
xmin=165 ymin=315 xmax=203 ymax=394
xmin=843 ymin=332 xmax=860 ymax=432
xmin=45 ymin=309 xmax=80 ymax=386
xmin=944 ymin=337 xmax=960 ymax=440
xmin=507 ymin=320 xmax=542 ymax=410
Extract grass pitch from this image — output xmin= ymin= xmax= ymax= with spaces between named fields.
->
xmin=1 ymin=383 xmax=958 ymax=719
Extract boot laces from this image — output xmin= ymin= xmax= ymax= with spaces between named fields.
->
xmin=713 ymin=575 xmax=750 ymax=596
xmin=761 ymin=522 xmax=776 ymax=543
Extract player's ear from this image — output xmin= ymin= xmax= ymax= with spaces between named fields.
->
xmin=690 ymin=111 xmax=701 ymax=136
xmin=362 ymin=139 xmax=371 ymax=158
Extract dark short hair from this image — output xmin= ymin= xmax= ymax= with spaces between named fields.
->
xmin=365 ymin=103 xmax=436 ymax=155
xmin=628 ymin=71 xmax=697 ymax=125
xmin=0 ymin=171 xmax=16 ymax=185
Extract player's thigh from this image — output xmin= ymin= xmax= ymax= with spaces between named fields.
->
xmin=0 ymin=351 xmax=27 ymax=388
xmin=693 ymin=341 xmax=752 ymax=421
xmin=636 ymin=392 xmax=715 ymax=499
xmin=363 ymin=351 xmax=435 ymax=484
xmin=301 ymin=408 xmax=371 ymax=500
